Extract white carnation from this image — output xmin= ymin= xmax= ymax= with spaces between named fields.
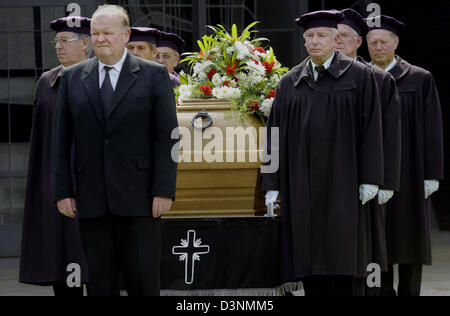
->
xmin=234 ymin=41 xmax=252 ymax=60
xmin=246 ymin=60 xmax=266 ymax=76
xmin=212 ymin=87 xmax=241 ymax=99
xmin=179 ymin=85 xmax=195 ymax=100
xmin=193 ymin=62 xmax=205 ymax=76
xmin=260 ymin=98 xmax=274 ymax=117
xmin=212 ymin=73 xmax=225 ymax=87
xmin=254 ymin=50 xmax=267 ymax=58
xmin=226 ymin=46 xmax=235 ymax=56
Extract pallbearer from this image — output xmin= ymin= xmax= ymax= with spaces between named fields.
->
xmin=19 ymin=16 xmax=91 ymax=296
xmin=366 ymin=15 xmax=444 ymax=296
xmin=127 ymin=27 xmax=160 ymax=61
xmin=263 ymin=10 xmax=384 ymax=296
xmin=335 ymin=8 xmax=402 ymax=296
xmin=155 ymin=31 xmax=185 ymax=88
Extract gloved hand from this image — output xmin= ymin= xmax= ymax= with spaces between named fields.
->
xmin=424 ymin=180 xmax=439 ymax=199
xmin=378 ymin=190 xmax=394 ymax=205
xmin=359 ymin=184 xmax=379 ymax=205
xmin=265 ymin=191 xmax=279 ymax=208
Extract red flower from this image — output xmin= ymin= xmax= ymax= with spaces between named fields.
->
xmin=262 ymin=61 xmax=275 ymax=74
xmin=208 ymin=69 xmax=217 ymax=81
xmin=200 ymin=85 xmax=212 ymax=96
xmin=232 ymin=77 xmax=239 ymax=83
xmin=248 ymin=100 xmax=260 ymax=111
xmin=223 ymin=81 xmax=231 ymax=87
xmin=252 ymin=59 xmax=260 ymax=65
xmin=255 ymin=47 xmax=265 ymax=54
xmin=225 ymin=61 xmax=239 ymax=76
xmin=268 ymin=89 xmax=276 ymax=99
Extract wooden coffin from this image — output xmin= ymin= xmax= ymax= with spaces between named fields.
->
xmin=164 ymin=99 xmax=266 ymax=218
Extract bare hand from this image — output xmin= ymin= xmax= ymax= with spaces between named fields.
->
xmin=57 ymin=198 xmax=77 ymax=218
xmin=152 ymin=196 xmax=172 ymax=218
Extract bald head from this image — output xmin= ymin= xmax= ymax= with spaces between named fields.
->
xmin=91 ymin=5 xmax=131 ymax=65
xmin=92 ymin=5 xmax=130 ymax=30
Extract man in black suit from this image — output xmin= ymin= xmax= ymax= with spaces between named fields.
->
xmin=52 ymin=4 xmax=179 ymax=296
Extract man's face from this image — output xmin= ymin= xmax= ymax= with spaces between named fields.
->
xmin=126 ymin=41 xmax=156 ymax=61
xmin=335 ymin=24 xmax=362 ymax=58
xmin=155 ymin=47 xmax=179 ymax=73
xmin=303 ymin=27 xmax=337 ymax=60
xmin=91 ymin=12 xmax=130 ymax=64
xmin=367 ymin=29 xmax=399 ymax=66
xmin=54 ymin=31 xmax=87 ymax=67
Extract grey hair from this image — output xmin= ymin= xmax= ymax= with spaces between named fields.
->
xmin=303 ymin=27 xmax=339 ymax=39
xmin=331 ymin=28 xmax=338 ymax=37
xmin=77 ymin=34 xmax=93 ymax=57
xmin=390 ymin=32 xmax=399 ymax=41
xmin=149 ymin=42 xmax=157 ymax=51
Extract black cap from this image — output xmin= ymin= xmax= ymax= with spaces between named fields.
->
xmin=295 ymin=10 xmax=344 ymax=31
xmin=129 ymin=27 xmax=161 ymax=44
xmin=50 ymin=16 xmax=91 ymax=35
xmin=340 ymin=8 xmax=369 ymax=37
xmin=156 ymin=31 xmax=185 ymax=54
xmin=366 ymin=15 xmax=406 ymax=35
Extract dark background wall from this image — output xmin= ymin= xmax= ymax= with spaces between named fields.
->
xmin=0 ymin=0 xmax=449 ymax=256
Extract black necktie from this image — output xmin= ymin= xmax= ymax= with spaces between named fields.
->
xmin=315 ymin=65 xmax=326 ymax=81
xmin=101 ymin=66 xmax=114 ymax=119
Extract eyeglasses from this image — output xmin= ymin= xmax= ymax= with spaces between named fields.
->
xmin=338 ymin=33 xmax=360 ymax=40
xmin=51 ymin=37 xmax=79 ymax=47
xmin=155 ymin=53 xmax=176 ymax=61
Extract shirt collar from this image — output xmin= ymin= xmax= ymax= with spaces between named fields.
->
xmin=98 ymin=48 xmax=128 ymax=72
xmin=372 ymin=57 xmax=397 ymax=72
xmin=310 ymin=51 xmax=335 ymax=71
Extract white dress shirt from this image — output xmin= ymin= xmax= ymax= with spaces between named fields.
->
xmin=372 ymin=58 xmax=397 ymax=72
xmin=98 ymin=49 xmax=128 ymax=91
xmin=309 ymin=52 xmax=335 ymax=81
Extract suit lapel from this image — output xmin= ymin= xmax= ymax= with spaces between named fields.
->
xmin=82 ymin=57 xmax=105 ymax=128
xmin=106 ymin=53 xmax=139 ymax=119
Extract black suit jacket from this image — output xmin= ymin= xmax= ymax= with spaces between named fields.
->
xmin=52 ymin=53 xmax=179 ymax=219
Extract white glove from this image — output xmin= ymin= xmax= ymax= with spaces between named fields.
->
xmin=265 ymin=191 xmax=279 ymax=217
xmin=359 ymin=184 xmax=379 ymax=205
xmin=265 ymin=191 xmax=279 ymax=207
xmin=424 ymin=180 xmax=439 ymax=199
xmin=378 ymin=190 xmax=394 ymax=205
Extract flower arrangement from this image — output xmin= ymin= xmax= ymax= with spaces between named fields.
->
xmin=178 ymin=22 xmax=289 ymax=125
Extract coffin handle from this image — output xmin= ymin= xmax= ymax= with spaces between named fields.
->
xmin=192 ymin=110 xmax=213 ymax=130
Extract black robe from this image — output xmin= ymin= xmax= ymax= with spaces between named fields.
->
xmin=357 ymin=57 xmax=402 ymax=272
xmin=385 ymin=56 xmax=444 ymax=265
xmin=19 ymin=66 xmax=88 ymax=285
xmin=262 ymin=52 xmax=384 ymax=281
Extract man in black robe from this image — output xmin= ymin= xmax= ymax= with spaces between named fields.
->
xmin=127 ymin=27 xmax=161 ymax=61
xmin=155 ymin=31 xmax=185 ymax=88
xmin=19 ymin=16 xmax=91 ymax=296
xmin=367 ymin=15 xmax=444 ymax=296
xmin=335 ymin=8 xmax=402 ymax=296
xmin=262 ymin=10 xmax=384 ymax=296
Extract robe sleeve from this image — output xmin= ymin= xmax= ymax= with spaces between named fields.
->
xmin=261 ymin=83 xmax=283 ymax=193
xmin=380 ymin=74 xmax=402 ymax=191
xmin=359 ymin=70 xmax=384 ymax=186
xmin=423 ymin=72 xmax=444 ymax=180
xmin=52 ymin=71 xmax=75 ymax=202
